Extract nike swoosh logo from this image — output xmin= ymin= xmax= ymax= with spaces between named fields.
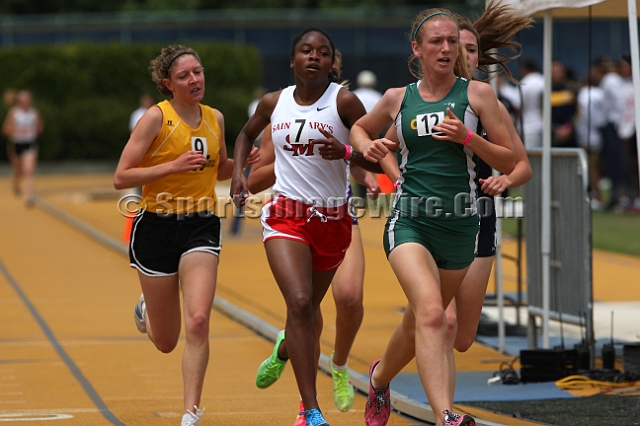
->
xmin=317 ymin=106 xmax=330 ymax=111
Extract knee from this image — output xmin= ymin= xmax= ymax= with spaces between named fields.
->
xmin=414 ymin=305 xmax=446 ymax=332
xmin=184 ymin=312 xmax=210 ymax=342
xmin=286 ymin=294 xmax=313 ymax=322
xmin=334 ymin=288 xmax=363 ymax=314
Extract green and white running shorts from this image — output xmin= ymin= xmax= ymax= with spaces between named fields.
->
xmin=383 ymin=209 xmax=478 ymax=270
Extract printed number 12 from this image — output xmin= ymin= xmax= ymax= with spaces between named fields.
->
xmin=417 ymin=112 xmax=445 ymax=136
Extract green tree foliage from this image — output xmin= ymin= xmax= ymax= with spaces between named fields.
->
xmin=0 ymin=42 xmax=262 ymax=161
xmin=122 ymin=0 xmax=201 ymax=12
xmin=0 ymin=0 xmax=128 ymax=14
xmin=0 ymin=0 xmax=476 ymax=14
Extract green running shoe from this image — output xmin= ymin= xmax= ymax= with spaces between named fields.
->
xmin=330 ymin=351 xmax=354 ymax=412
xmin=256 ymin=330 xmax=288 ymax=389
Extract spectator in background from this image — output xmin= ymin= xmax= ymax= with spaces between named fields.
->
xmin=498 ymin=72 xmax=521 ymax=131
xmin=352 ymin=70 xmax=394 ymax=194
xmin=575 ymin=67 xmax=607 ymax=208
xmin=598 ymin=55 xmax=633 ymax=210
xmin=551 ymin=60 xmax=578 ymax=147
xmin=2 ymin=90 xmax=44 ymax=207
xmin=519 ymin=59 xmax=544 ymax=149
xmin=231 ymin=86 xmax=268 ymax=235
xmin=248 ymin=87 xmax=267 ymax=122
xmin=616 ymin=55 xmax=638 ymax=209
xmin=3 ymin=88 xmax=17 ymax=188
xmin=129 ymin=93 xmax=154 ymax=132
xmin=352 ymin=70 xmax=382 ymax=113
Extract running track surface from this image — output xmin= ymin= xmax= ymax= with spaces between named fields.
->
xmin=2 ymin=173 xmax=637 ymax=425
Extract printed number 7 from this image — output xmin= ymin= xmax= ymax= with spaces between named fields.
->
xmin=293 ymin=119 xmax=306 ymax=143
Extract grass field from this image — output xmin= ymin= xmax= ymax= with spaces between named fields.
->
xmin=591 ymin=210 xmax=640 ymax=257
xmin=501 ymin=210 xmax=640 ymax=258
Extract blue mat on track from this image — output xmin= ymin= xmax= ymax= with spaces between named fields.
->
xmin=392 ymin=371 xmax=575 ymax=403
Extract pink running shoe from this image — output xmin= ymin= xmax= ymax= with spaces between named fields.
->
xmin=442 ymin=409 xmax=475 ymax=426
xmin=364 ymin=360 xmax=391 ymax=426
xmin=294 ymin=400 xmax=305 ymax=426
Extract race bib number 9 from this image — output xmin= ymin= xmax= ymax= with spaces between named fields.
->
xmin=191 ymin=136 xmax=208 ymax=157
xmin=416 ymin=112 xmax=446 ymax=136
xmin=289 ymin=118 xmax=308 ymax=144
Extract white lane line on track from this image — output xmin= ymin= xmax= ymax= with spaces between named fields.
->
xmin=0 ymin=409 xmax=99 ymax=414
xmin=0 ymin=408 xmax=100 ymax=421
xmin=0 ymin=414 xmax=73 ymax=421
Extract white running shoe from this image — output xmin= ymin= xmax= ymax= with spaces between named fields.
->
xmin=181 ymin=406 xmax=205 ymax=426
xmin=133 ymin=294 xmax=146 ymax=334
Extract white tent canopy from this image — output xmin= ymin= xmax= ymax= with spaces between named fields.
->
xmin=501 ymin=0 xmax=639 ymax=17
xmin=495 ymin=0 xmax=640 ymax=349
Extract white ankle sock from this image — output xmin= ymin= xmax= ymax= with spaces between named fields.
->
xmin=332 ymin=360 xmax=348 ymax=370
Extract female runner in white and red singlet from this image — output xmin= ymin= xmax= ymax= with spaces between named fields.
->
xmin=231 ymin=27 xmax=378 ymax=426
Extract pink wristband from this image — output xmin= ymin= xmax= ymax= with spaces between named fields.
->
xmin=394 ymin=180 xmax=401 ymax=189
xmin=462 ymin=129 xmax=473 ymax=145
xmin=343 ymin=144 xmax=352 ymax=160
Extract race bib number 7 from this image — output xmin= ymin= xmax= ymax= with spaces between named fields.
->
xmin=416 ymin=112 xmax=446 ymax=136
xmin=289 ymin=118 xmax=308 ymax=144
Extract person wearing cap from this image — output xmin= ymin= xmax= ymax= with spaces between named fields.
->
xmin=352 ymin=70 xmax=383 ymax=114
xmin=353 ymin=71 xmax=393 ymax=194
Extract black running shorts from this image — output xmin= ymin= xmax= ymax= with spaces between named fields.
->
xmin=129 ymin=210 xmax=221 ymax=276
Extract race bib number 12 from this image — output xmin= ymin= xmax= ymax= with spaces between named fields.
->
xmin=416 ymin=112 xmax=446 ymax=136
